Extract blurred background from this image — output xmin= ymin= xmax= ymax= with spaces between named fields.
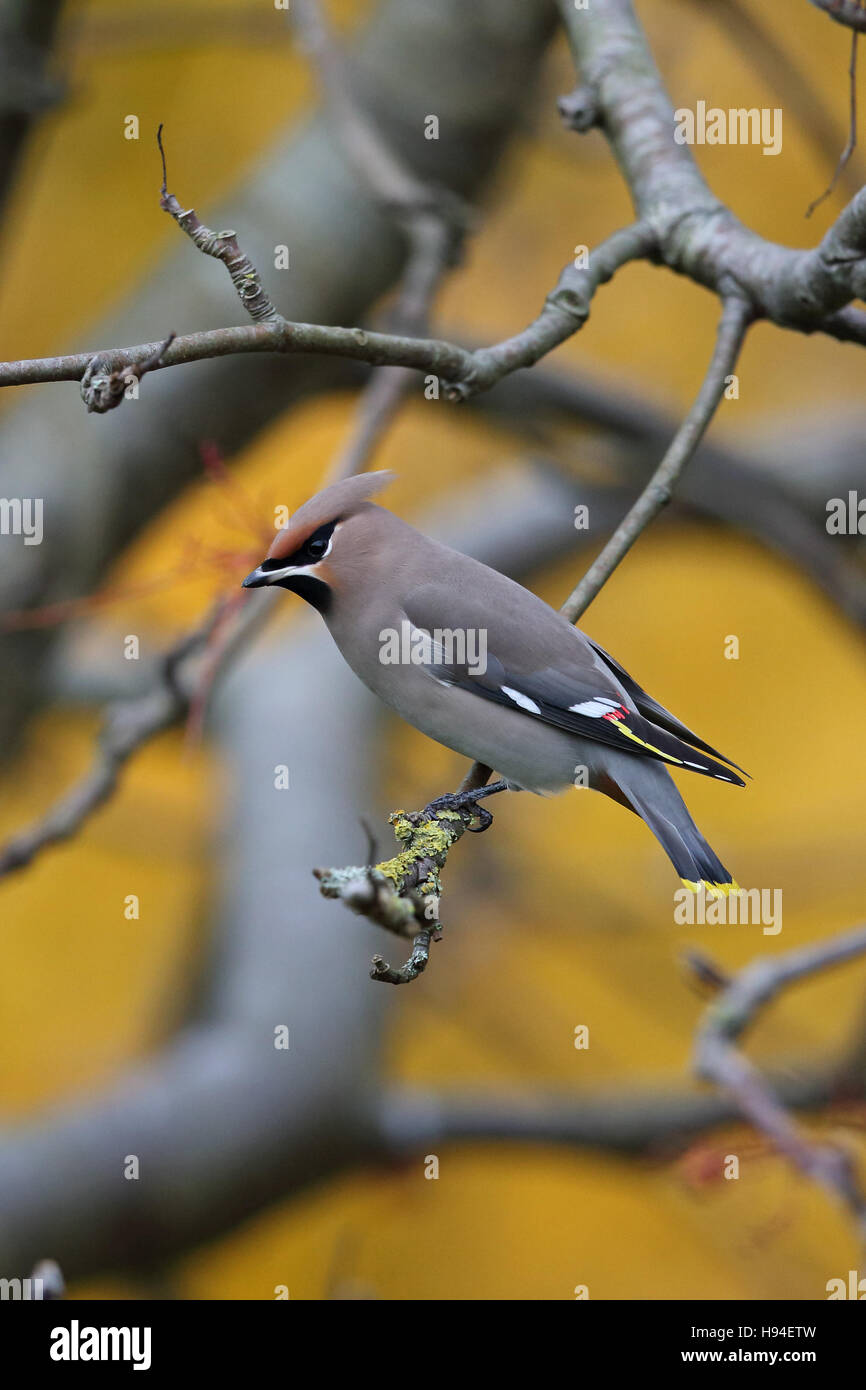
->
xmin=0 ymin=0 xmax=865 ymax=1300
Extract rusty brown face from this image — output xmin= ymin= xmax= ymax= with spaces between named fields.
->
xmin=242 ymin=470 xmax=393 ymax=611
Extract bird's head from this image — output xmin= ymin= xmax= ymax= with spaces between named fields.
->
xmin=242 ymin=470 xmax=394 ymax=612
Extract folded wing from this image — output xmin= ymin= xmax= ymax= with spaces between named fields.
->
xmin=403 ymin=586 xmax=746 ymax=786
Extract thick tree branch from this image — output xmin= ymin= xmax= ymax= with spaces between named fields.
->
xmin=809 ymin=0 xmax=866 ymax=33
xmin=558 ymin=0 xmax=866 ymax=335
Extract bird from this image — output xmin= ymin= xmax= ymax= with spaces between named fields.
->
xmin=242 ymin=470 xmax=746 ymax=897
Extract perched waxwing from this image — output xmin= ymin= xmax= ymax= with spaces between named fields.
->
xmin=243 ymin=471 xmax=746 ymax=896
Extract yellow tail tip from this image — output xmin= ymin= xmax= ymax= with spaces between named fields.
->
xmin=680 ymin=877 xmax=741 ymax=897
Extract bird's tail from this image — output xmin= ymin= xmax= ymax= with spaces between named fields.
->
xmin=605 ymin=761 xmax=739 ymax=898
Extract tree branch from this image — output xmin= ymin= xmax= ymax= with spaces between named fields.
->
xmin=691 ymin=924 xmax=866 ymax=1245
xmin=290 ymin=0 xmax=471 ymax=482
xmin=809 ymin=0 xmax=866 ymax=33
xmin=560 ymin=295 xmax=752 ymax=621
xmin=315 ymin=804 xmax=483 ymax=984
xmin=0 ymin=0 xmax=559 ymax=754
xmin=710 ymin=0 xmax=865 ymax=208
xmin=806 ymin=30 xmax=859 ymax=218
xmin=157 ymin=124 xmax=280 ymax=325
xmin=0 ymin=593 xmax=273 ymax=878
xmin=0 ymin=223 xmax=651 ymax=399
xmin=457 ymin=295 xmax=751 ymax=802
xmin=4 ymin=0 xmax=866 ymax=406
xmin=557 ymin=0 xmax=866 ymax=334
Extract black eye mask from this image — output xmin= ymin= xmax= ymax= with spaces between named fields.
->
xmin=261 ymin=519 xmax=339 ymax=572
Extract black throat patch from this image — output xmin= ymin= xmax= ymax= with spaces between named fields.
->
xmin=275 ymin=572 xmax=332 ymax=614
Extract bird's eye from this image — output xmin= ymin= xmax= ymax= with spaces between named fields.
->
xmin=306 ymin=536 xmax=328 ymax=559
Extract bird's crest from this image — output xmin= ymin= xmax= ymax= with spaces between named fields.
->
xmin=267 ymin=470 xmax=394 ymax=561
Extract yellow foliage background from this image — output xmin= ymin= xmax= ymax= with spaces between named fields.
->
xmin=0 ymin=0 xmax=864 ymax=1299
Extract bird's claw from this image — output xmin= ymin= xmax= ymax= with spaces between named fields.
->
xmin=421 ymin=790 xmax=494 ymax=833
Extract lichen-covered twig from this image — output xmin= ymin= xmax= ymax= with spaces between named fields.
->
xmin=314 ymin=805 xmax=484 ymax=983
xmin=370 ymin=931 xmax=435 ymax=985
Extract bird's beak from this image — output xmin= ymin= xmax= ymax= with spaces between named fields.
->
xmin=241 ymin=565 xmax=271 ymax=589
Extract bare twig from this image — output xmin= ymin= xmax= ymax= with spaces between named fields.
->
xmin=471 ymin=358 xmax=866 ymax=629
xmin=76 ymin=119 xmax=284 ymax=417
xmin=157 ymin=124 xmax=280 ymax=324
xmin=692 ymin=923 xmax=866 ymax=1245
xmin=806 ymin=31 xmax=860 ymax=217
xmin=710 ymin=0 xmax=864 ymax=206
xmin=0 ymin=593 xmax=272 ymax=879
xmin=0 ymin=221 xmax=647 ymax=398
xmin=560 ymin=296 xmax=752 ymax=622
xmin=457 ymin=297 xmax=751 ymax=795
xmin=0 ymin=321 xmax=475 ymax=387
xmin=79 ymin=331 xmax=176 ymax=414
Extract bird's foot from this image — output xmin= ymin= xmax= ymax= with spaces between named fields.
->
xmin=419 ymin=780 xmax=509 ymax=834
xmin=422 ymin=790 xmax=493 ymax=833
